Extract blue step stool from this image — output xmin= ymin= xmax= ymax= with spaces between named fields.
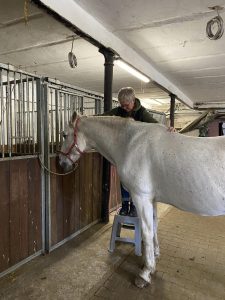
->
xmin=109 ymin=215 xmax=142 ymax=256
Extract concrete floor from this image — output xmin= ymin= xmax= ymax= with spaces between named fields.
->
xmin=0 ymin=205 xmax=225 ymax=300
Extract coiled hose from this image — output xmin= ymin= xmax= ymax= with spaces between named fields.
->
xmin=206 ymin=15 xmax=224 ymax=40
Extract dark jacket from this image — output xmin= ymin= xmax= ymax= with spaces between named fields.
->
xmin=103 ymin=98 xmax=158 ymax=123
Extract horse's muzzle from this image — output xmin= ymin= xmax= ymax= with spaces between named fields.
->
xmin=60 ymin=160 xmax=74 ymax=172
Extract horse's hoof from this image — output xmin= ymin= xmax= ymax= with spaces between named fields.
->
xmin=135 ymin=276 xmax=150 ymax=288
xmin=150 ymin=267 xmax=156 ymax=274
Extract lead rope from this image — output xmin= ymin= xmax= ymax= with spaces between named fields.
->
xmin=38 ymin=154 xmax=78 ymax=176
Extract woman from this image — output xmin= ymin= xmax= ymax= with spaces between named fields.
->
xmin=104 ymin=87 xmax=158 ymax=217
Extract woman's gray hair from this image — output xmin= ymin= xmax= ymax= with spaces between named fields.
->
xmin=118 ymin=87 xmax=136 ymax=103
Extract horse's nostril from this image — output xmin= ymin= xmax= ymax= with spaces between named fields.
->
xmin=60 ymin=161 xmax=67 ymax=169
xmin=60 ymin=160 xmax=74 ymax=172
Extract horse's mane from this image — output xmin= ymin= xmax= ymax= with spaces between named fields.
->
xmin=85 ymin=115 xmax=166 ymax=128
xmin=85 ymin=115 xmax=134 ymax=127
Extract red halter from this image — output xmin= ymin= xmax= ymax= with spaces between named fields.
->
xmin=58 ymin=117 xmax=84 ymax=164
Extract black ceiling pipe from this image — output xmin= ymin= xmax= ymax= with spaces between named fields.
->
xmin=170 ymin=93 xmax=176 ymax=128
xmin=99 ymin=47 xmax=115 ymax=222
xmin=99 ymin=47 xmax=115 ymax=112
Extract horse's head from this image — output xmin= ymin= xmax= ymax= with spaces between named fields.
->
xmin=59 ymin=111 xmax=85 ymax=172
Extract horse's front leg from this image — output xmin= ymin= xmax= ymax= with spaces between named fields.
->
xmin=153 ymin=202 xmax=160 ymax=258
xmin=131 ymin=194 xmax=155 ymax=288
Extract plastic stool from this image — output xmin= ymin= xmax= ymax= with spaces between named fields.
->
xmin=109 ymin=215 xmax=142 ymax=256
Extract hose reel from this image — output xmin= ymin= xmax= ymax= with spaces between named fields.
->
xmin=206 ymin=6 xmax=224 ymax=40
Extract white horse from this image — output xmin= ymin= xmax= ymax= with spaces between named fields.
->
xmin=59 ymin=112 xmax=225 ymax=288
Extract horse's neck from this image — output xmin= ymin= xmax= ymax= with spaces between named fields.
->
xmin=80 ymin=117 xmax=125 ymax=165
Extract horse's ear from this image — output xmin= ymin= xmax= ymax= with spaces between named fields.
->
xmin=71 ymin=111 xmax=77 ymax=123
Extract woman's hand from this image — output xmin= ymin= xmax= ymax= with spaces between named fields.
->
xmin=167 ymin=126 xmax=176 ymax=132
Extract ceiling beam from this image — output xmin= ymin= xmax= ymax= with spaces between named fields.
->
xmin=0 ymin=13 xmax=43 ymax=28
xmin=194 ymin=102 xmax=225 ymax=109
xmin=115 ymin=10 xmax=215 ymax=32
xmin=0 ymin=36 xmax=80 ymax=56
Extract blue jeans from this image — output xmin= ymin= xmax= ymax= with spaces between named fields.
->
xmin=120 ymin=184 xmax=132 ymax=203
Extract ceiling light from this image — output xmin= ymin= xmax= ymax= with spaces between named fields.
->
xmin=114 ymin=59 xmax=150 ymax=83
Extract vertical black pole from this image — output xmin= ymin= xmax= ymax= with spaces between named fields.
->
xmin=99 ymin=47 xmax=115 ymax=222
xmin=169 ymin=93 xmax=176 ymax=127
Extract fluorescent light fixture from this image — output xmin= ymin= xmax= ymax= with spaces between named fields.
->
xmin=114 ymin=59 xmax=150 ymax=83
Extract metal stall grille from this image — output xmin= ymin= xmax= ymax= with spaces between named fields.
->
xmin=112 ymin=99 xmax=119 ymax=109
xmin=0 ymin=64 xmax=40 ymax=157
xmin=0 ymin=64 xmax=118 ymax=160
xmin=46 ymin=80 xmax=105 ymax=154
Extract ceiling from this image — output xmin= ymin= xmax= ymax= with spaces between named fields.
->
xmin=1 ymin=0 xmax=225 ymax=113
xmin=72 ymin=0 xmax=225 ymax=106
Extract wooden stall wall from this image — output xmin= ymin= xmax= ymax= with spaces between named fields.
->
xmin=109 ymin=165 xmax=121 ymax=212
xmin=0 ymin=153 xmax=121 ymax=275
xmin=0 ymin=158 xmax=42 ymax=273
xmin=50 ymin=152 xmax=103 ymax=246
